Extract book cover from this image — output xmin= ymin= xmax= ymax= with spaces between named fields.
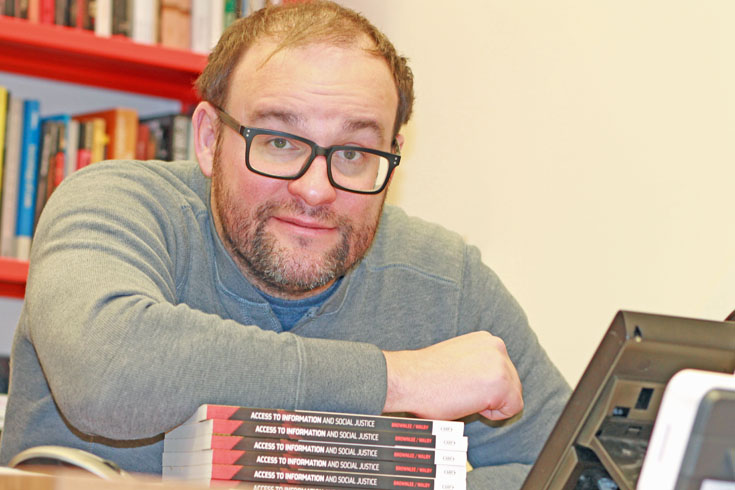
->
xmin=162 ymin=448 xmax=464 ymax=480
xmin=184 ymin=405 xmax=464 ymax=437
xmin=15 ymin=98 xmax=41 ymax=261
xmin=162 ymin=463 xmax=466 ymax=490
xmin=166 ymin=419 xmax=468 ymax=452
xmin=75 ymin=108 xmax=137 ymax=160
xmin=0 ymin=96 xmax=23 ymax=257
xmin=163 ymin=435 xmax=468 ymax=468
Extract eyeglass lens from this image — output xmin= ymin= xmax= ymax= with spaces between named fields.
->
xmin=249 ymin=134 xmax=390 ymax=192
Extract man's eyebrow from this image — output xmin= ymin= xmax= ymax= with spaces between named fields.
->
xmin=343 ymin=119 xmax=385 ymax=145
xmin=250 ymin=110 xmax=304 ymax=127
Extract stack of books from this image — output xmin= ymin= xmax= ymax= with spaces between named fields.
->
xmin=163 ymin=405 xmax=469 ymax=489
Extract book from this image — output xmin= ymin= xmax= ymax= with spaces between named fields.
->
xmin=65 ymin=118 xmax=79 ymax=178
xmin=166 ymin=419 xmax=468 ymax=452
xmin=0 ymin=86 xmax=8 ymax=201
xmin=111 ymin=0 xmax=130 ymax=37
xmin=76 ymin=119 xmax=95 ymax=169
xmin=74 ymin=108 xmax=138 ymax=160
xmin=15 ymin=99 xmax=41 ymax=261
xmin=131 ymin=0 xmax=157 ymax=44
xmin=162 ymin=463 xmax=466 ymax=490
xmin=163 ymin=435 xmax=468 ymax=468
xmin=139 ymin=113 xmax=190 ymax=161
xmin=42 ymin=113 xmax=73 ymax=186
xmin=159 ymin=0 xmax=191 ymax=50
xmin=183 ymin=405 xmax=465 ymax=437
xmin=94 ymin=0 xmax=112 ymax=37
xmin=0 ymin=95 xmax=23 ymax=257
xmin=33 ymin=118 xmax=60 ymax=230
xmin=162 ymin=448 xmax=463 ymax=480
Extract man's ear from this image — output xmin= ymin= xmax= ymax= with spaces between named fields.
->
xmin=394 ymin=133 xmax=405 ymax=153
xmin=192 ymin=101 xmax=219 ymax=177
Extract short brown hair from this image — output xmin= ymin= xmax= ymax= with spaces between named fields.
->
xmin=195 ymin=1 xmax=414 ymax=137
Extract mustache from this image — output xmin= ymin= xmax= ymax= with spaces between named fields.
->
xmin=255 ymin=199 xmax=342 ymax=225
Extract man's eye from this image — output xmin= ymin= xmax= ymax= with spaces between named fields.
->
xmin=270 ymin=138 xmax=290 ymax=149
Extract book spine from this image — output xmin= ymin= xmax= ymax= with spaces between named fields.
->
xmin=0 ymin=86 xmax=7 ymax=196
xmin=191 ymin=405 xmax=464 ymax=437
xmin=15 ymin=99 xmax=41 ymax=261
xmin=168 ymin=419 xmax=467 ymax=452
xmin=0 ymin=96 xmax=23 ymax=257
xmin=164 ymin=464 xmax=466 ymax=490
xmin=162 ymin=449 xmax=463 ymax=480
xmin=131 ymin=0 xmax=157 ymax=44
xmin=33 ymin=119 xmax=57 ymax=229
xmin=163 ymin=436 xmax=467 ymax=467
xmin=94 ymin=0 xmax=111 ymax=37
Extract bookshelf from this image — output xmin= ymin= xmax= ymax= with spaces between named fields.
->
xmin=0 ymin=16 xmax=209 ymax=299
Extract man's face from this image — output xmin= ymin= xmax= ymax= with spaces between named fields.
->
xmin=209 ymin=40 xmax=400 ymax=299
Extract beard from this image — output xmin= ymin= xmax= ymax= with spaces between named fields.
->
xmin=211 ymin=144 xmax=384 ymax=298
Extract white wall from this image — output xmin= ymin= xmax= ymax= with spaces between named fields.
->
xmin=2 ymin=2 xmax=735 ymax=384
xmin=339 ymin=0 xmax=735 ymax=384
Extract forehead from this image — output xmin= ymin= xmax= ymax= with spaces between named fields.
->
xmin=226 ymin=40 xmax=398 ymax=137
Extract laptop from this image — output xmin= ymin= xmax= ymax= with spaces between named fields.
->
xmin=520 ymin=310 xmax=735 ymax=490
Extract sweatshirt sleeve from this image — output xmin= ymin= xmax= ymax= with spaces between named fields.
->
xmin=457 ymin=245 xmax=571 ymax=489
xmin=24 ymin=162 xmax=388 ymax=441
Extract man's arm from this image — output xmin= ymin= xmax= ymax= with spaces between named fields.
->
xmin=25 ymin=162 xmax=389 ymax=441
xmin=383 ymin=331 xmax=524 ymax=421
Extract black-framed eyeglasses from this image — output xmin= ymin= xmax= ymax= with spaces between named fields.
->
xmin=216 ymin=107 xmax=400 ymax=195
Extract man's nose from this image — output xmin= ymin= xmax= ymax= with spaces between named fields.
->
xmin=287 ymin=155 xmax=338 ymax=207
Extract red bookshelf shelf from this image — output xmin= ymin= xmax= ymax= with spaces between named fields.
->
xmin=0 ymin=16 xmax=207 ymax=109
xmin=0 ymin=258 xmax=29 ymax=299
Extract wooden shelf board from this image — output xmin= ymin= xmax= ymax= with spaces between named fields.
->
xmin=0 ymin=16 xmax=207 ymax=104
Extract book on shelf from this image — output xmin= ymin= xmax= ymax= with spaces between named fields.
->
xmin=130 ymin=0 xmax=158 ymax=44
xmin=163 ymin=463 xmax=466 ymax=490
xmin=95 ymin=0 xmax=112 ymax=37
xmin=33 ymin=117 xmax=61 ymax=231
xmin=163 ymin=435 xmax=468 ymax=467
xmin=0 ymin=86 xmax=7 ymax=200
xmin=15 ymin=98 xmax=41 ymax=261
xmin=74 ymin=108 xmax=138 ymax=161
xmin=159 ymin=0 xmax=191 ymax=51
xmin=0 ymin=95 xmax=23 ymax=258
xmin=139 ymin=113 xmax=190 ymax=161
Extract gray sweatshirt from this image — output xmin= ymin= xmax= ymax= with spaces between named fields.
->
xmin=0 ymin=160 xmax=570 ymax=490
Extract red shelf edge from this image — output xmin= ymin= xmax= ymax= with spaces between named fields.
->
xmin=0 ymin=16 xmax=207 ymax=105
xmin=0 ymin=258 xmax=29 ymax=299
